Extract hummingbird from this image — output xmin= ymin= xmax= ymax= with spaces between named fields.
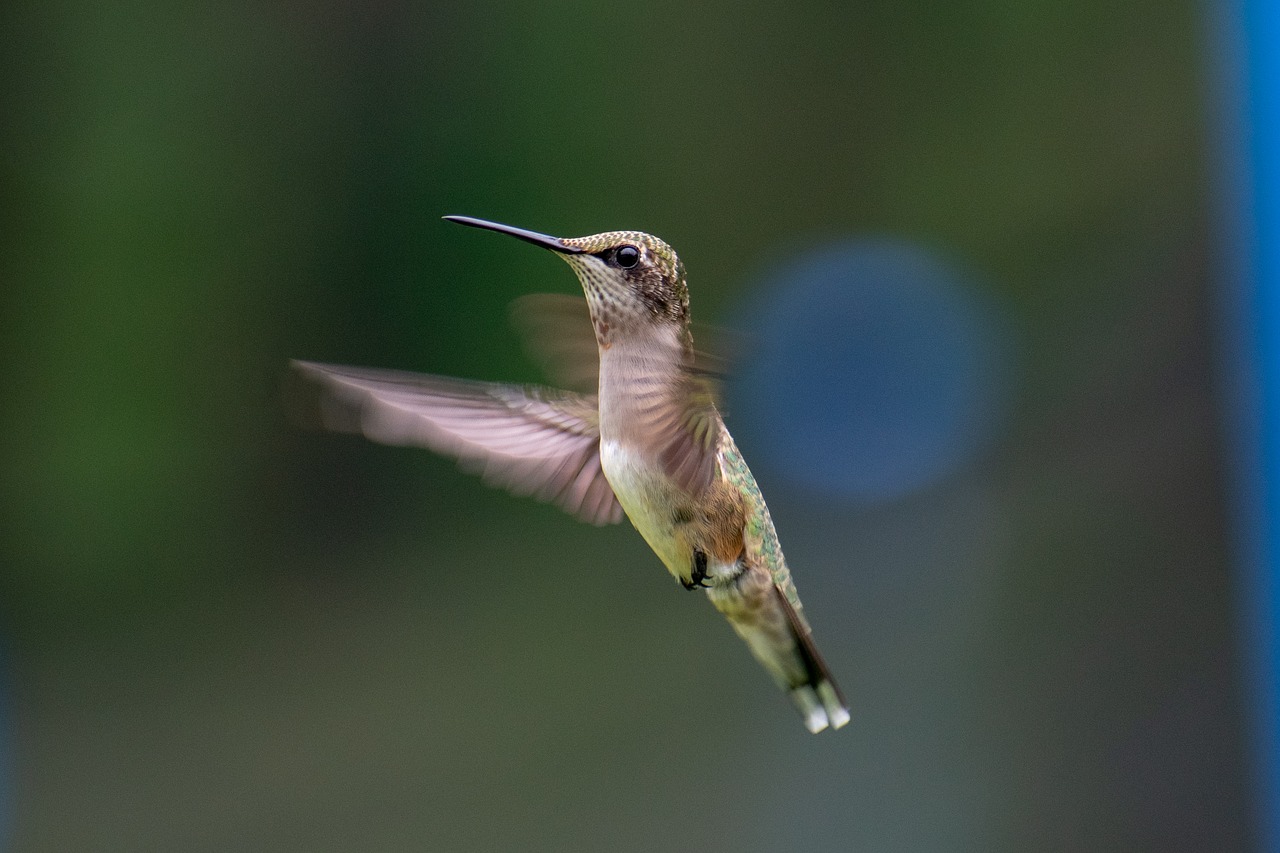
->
xmin=292 ymin=216 xmax=849 ymax=733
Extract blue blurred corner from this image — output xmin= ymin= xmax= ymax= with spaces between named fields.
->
xmin=1214 ymin=0 xmax=1280 ymax=849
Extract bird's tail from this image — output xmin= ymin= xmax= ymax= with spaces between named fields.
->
xmin=775 ymin=586 xmax=850 ymax=734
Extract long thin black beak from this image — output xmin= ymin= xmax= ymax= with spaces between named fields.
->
xmin=443 ymin=215 xmax=584 ymax=254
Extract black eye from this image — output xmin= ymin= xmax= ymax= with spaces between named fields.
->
xmin=615 ymin=245 xmax=640 ymax=269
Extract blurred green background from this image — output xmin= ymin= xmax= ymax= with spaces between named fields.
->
xmin=0 ymin=0 xmax=1246 ymax=850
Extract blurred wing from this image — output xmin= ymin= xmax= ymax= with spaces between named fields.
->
xmin=290 ymin=360 xmax=623 ymax=525
xmin=508 ymin=293 xmax=600 ymax=392
xmin=509 ymin=293 xmax=731 ymax=496
xmin=609 ymin=367 xmax=723 ymax=498
xmin=664 ymin=373 xmax=723 ymax=496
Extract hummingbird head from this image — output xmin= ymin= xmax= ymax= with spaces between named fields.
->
xmin=557 ymin=230 xmax=689 ymax=344
xmin=445 ymin=216 xmax=690 ymax=347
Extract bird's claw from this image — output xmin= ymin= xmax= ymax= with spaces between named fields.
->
xmin=682 ymin=549 xmax=712 ymax=590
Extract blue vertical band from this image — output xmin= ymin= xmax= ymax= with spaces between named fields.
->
xmin=1219 ymin=0 xmax=1280 ymax=848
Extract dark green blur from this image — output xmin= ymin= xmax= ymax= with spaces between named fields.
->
xmin=1 ymin=0 xmax=1241 ymax=850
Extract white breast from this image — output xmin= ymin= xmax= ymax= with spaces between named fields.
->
xmin=599 ymin=440 xmax=687 ymax=577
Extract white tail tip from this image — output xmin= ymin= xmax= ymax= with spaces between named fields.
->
xmin=793 ymin=685 xmax=845 ymax=733
xmin=804 ymin=706 xmax=830 ymax=734
xmin=818 ymin=681 xmax=850 ymax=729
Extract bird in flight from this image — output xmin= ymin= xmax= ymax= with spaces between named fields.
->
xmin=293 ymin=216 xmax=849 ymax=732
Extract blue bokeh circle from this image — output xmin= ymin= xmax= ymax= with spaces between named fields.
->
xmin=730 ymin=238 xmax=1012 ymax=504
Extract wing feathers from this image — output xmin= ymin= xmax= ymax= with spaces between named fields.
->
xmin=291 ymin=360 xmax=623 ymax=525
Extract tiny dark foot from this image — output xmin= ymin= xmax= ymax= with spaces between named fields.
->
xmin=687 ymin=548 xmax=711 ymax=589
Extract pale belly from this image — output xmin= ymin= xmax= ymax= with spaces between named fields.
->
xmin=599 ymin=439 xmax=689 ymax=578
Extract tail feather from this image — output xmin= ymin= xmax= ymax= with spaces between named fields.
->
xmin=776 ymin=584 xmax=850 ymax=733
xmin=710 ymin=567 xmax=849 ymax=733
